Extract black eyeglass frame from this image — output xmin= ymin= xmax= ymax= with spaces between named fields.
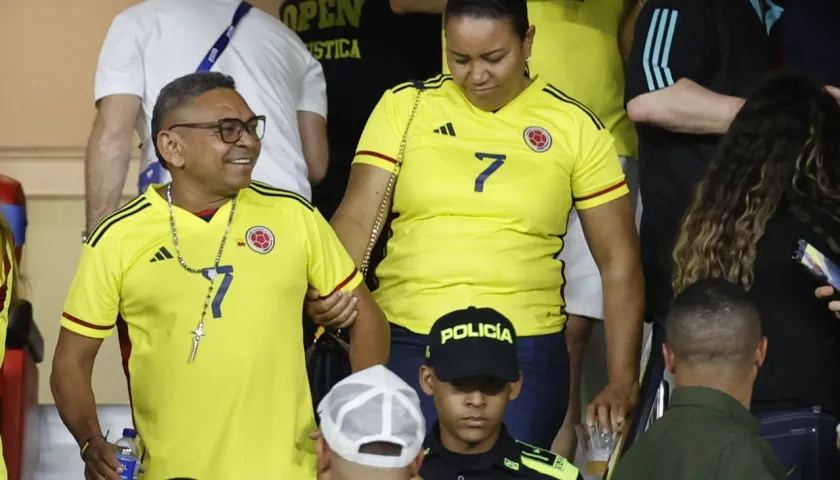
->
xmin=168 ymin=115 xmax=266 ymax=144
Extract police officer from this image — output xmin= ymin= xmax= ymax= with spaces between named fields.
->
xmin=418 ymin=307 xmax=582 ymax=480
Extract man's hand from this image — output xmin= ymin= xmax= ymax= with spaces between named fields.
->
xmin=835 ymin=423 xmax=839 ymax=451
xmin=83 ymin=438 xmax=123 ymax=480
xmin=587 ymin=381 xmax=639 ymax=434
xmin=305 ymin=288 xmax=358 ymax=329
xmin=815 ymin=286 xmax=840 ymax=319
xmin=826 ymin=86 xmax=840 ymax=104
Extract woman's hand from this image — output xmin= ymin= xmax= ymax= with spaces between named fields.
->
xmin=305 ymin=288 xmax=359 ymax=329
xmin=815 ymin=286 xmax=840 ymax=319
xmin=587 ymin=381 xmax=639 ymax=435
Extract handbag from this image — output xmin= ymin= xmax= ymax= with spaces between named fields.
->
xmin=306 ymin=83 xmax=425 ymax=416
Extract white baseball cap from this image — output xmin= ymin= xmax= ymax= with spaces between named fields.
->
xmin=317 ymin=365 xmax=426 ymax=469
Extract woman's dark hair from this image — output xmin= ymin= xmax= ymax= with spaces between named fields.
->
xmin=673 ymin=71 xmax=840 ymax=294
xmin=444 ymin=0 xmax=529 ymax=40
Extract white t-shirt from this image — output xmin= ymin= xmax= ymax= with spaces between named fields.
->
xmin=94 ymin=0 xmax=326 ymax=199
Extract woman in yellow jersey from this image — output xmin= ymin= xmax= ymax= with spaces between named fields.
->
xmin=0 ymin=215 xmax=17 ymax=480
xmin=308 ymin=0 xmax=644 ymax=449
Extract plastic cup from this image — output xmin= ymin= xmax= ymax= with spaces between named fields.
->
xmin=575 ymin=423 xmax=616 ymax=475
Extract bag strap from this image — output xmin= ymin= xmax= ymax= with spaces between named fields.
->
xmin=360 ymin=85 xmax=424 ymax=276
xmin=314 ymin=84 xmax=423 ymax=344
xmin=196 ymin=1 xmax=253 ymax=73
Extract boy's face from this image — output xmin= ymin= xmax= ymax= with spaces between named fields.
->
xmin=419 ymin=366 xmax=522 ymax=446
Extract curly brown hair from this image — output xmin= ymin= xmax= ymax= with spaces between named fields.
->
xmin=672 ymin=72 xmax=840 ymax=294
xmin=0 ymin=214 xmax=18 ymax=308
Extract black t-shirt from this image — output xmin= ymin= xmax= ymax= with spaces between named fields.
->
xmin=279 ymin=0 xmax=441 ymax=218
xmin=749 ymin=203 xmax=840 ymax=417
xmin=774 ymin=0 xmax=840 ymax=86
xmin=624 ymin=0 xmax=779 ymax=317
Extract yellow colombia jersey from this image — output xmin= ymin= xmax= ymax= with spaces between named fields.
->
xmin=61 ymin=182 xmax=362 ymax=480
xmin=0 ymin=242 xmax=12 ymax=480
xmin=442 ymin=0 xmax=638 ymax=158
xmin=354 ymin=75 xmax=628 ymax=336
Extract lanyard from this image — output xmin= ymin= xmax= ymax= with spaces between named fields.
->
xmin=196 ymin=1 xmax=253 ymax=72
xmin=139 ymin=1 xmax=253 ymax=193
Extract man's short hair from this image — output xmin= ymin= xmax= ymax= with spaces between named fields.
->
xmin=665 ymin=278 xmax=762 ymax=367
xmin=357 ymin=442 xmax=404 ymax=457
xmin=150 ymin=71 xmax=237 ymax=164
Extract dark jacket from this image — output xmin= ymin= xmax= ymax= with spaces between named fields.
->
xmin=420 ymin=423 xmax=582 ymax=479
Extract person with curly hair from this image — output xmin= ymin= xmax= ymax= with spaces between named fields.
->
xmin=672 ymin=71 xmax=840 ymax=478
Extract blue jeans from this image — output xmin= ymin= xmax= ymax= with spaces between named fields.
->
xmin=386 ymin=324 xmax=570 ymax=449
xmin=757 ymin=407 xmax=840 ymax=480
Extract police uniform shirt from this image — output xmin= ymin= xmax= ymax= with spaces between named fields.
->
xmin=420 ymin=424 xmax=582 ymax=480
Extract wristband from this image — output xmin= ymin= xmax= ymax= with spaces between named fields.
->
xmin=80 ymin=433 xmax=106 ymax=460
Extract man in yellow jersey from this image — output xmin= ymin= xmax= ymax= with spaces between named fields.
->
xmin=51 ymin=72 xmax=389 ymax=480
xmin=386 ymin=0 xmax=643 ymax=458
xmin=0 ymin=216 xmax=17 ymax=480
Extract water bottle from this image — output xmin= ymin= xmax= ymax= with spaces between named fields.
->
xmin=114 ymin=428 xmax=140 ymax=480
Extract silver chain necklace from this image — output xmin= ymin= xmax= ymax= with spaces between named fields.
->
xmin=166 ymin=183 xmax=238 ymax=363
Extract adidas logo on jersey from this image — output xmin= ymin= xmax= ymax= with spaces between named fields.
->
xmin=149 ymin=246 xmax=174 ymax=263
xmin=432 ymin=122 xmax=456 ymax=136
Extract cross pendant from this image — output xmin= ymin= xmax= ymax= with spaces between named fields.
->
xmin=189 ymin=324 xmax=206 ymax=363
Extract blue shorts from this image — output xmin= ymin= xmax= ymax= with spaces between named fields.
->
xmin=386 ymin=324 xmax=570 ymax=449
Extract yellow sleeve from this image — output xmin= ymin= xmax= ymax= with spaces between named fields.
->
xmin=353 ymin=86 xmax=417 ymax=173
xmin=571 ymin=121 xmax=629 ymax=210
xmin=61 ymin=241 xmax=122 ymax=339
xmin=306 ymin=208 xmax=363 ymax=297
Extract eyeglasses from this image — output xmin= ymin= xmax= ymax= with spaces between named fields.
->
xmin=169 ymin=115 xmax=266 ymax=144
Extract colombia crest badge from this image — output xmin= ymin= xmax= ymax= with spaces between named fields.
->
xmin=246 ymin=226 xmax=275 ymax=254
xmin=523 ymin=126 xmax=552 ymax=153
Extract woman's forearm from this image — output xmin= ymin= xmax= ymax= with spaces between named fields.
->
xmin=601 ymin=261 xmax=645 ymax=385
xmin=329 ymin=164 xmax=396 ymax=269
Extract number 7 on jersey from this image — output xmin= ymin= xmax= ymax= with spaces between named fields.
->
xmin=202 ymin=265 xmax=234 ymax=318
xmin=474 ymin=153 xmax=506 ymax=192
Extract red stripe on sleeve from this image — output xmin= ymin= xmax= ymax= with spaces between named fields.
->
xmin=574 ymin=180 xmax=627 ymax=202
xmin=62 ymin=312 xmax=114 ymax=331
xmin=355 ymin=151 xmax=398 ymax=165
xmin=321 ymin=269 xmax=360 ymax=299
